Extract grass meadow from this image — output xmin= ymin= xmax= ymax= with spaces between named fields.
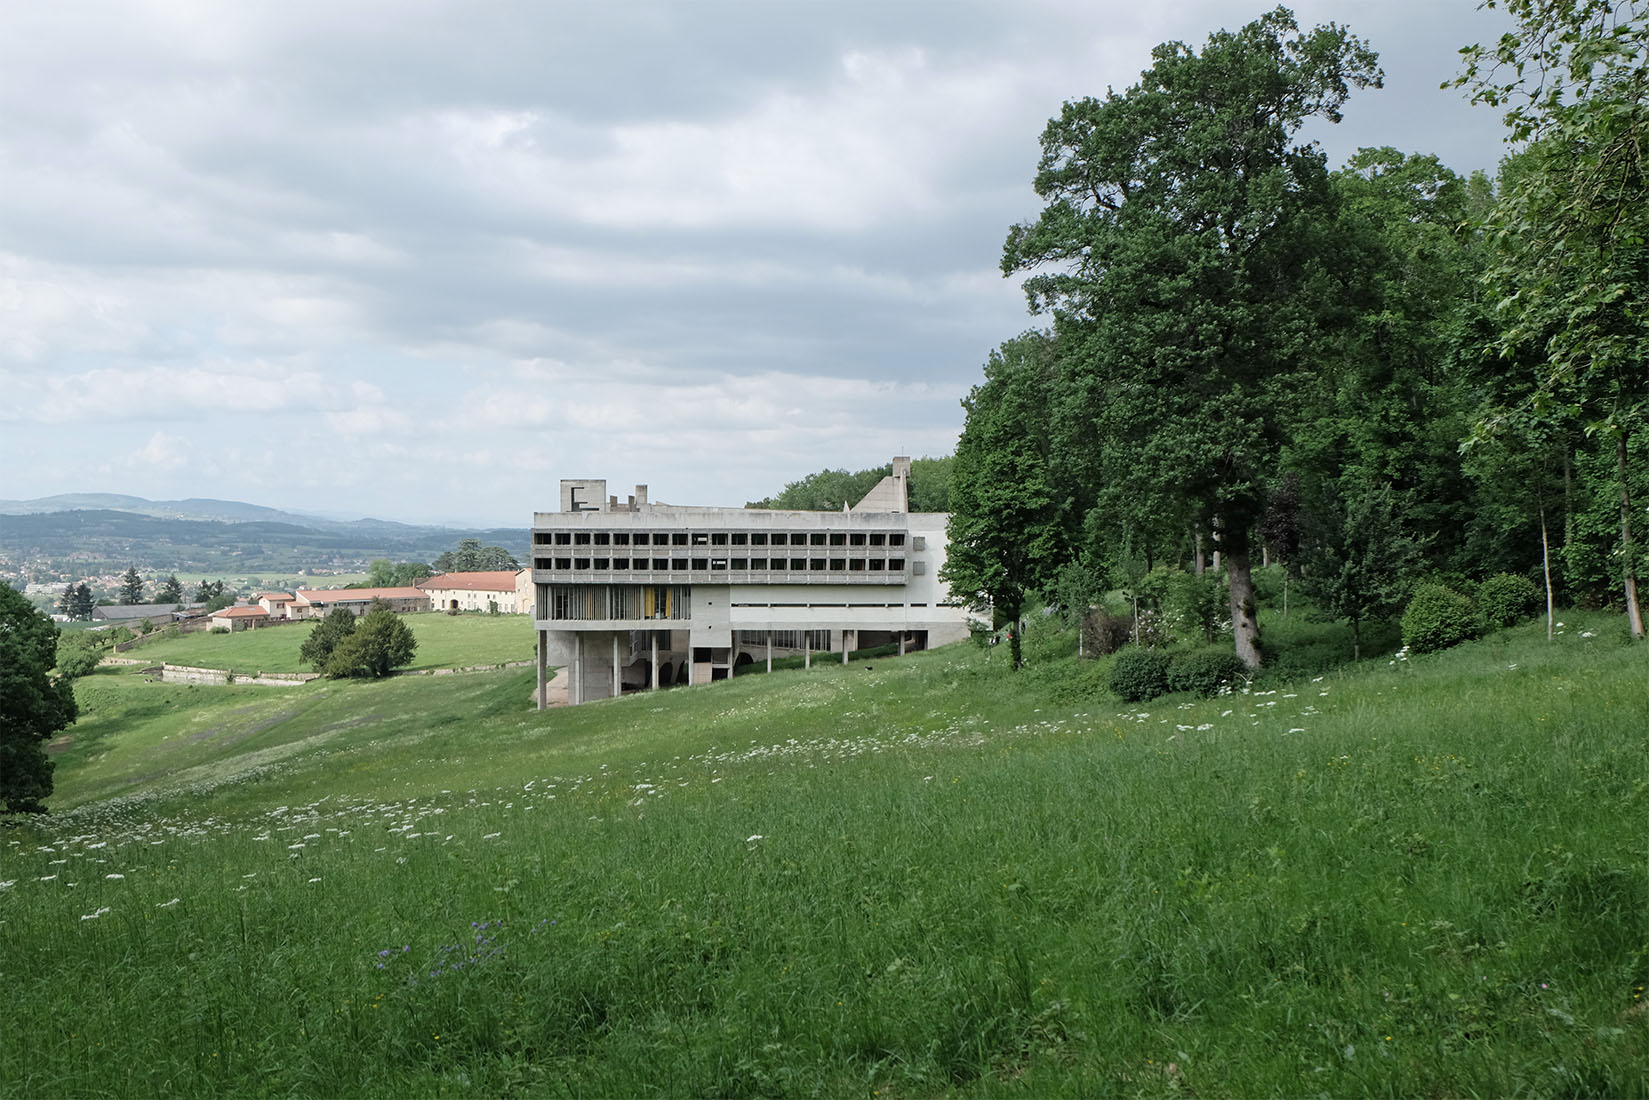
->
xmin=2 ymin=609 xmax=1645 ymax=1096
xmin=125 ymin=612 xmax=536 ymax=674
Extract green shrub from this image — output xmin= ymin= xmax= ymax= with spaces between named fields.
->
xmin=1476 ymin=573 xmax=1541 ymax=629
xmin=1080 ymin=608 xmax=1132 ymax=657
xmin=1401 ymin=583 xmax=1476 ymax=654
xmin=1168 ymin=649 xmax=1247 ymax=697
xmin=1108 ymin=647 xmax=1172 ymax=702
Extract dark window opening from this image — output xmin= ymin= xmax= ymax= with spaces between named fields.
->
xmin=868 ymin=559 xmax=885 ymax=571
xmin=612 ymin=533 xmax=629 ymax=545
xmin=555 ymin=533 xmax=572 ymax=545
xmin=830 ymin=558 xmax=846 ymax=571
xmin=653 ymin=558 xmax=669 ymax=571
xmin=711 ymin=533 xmax=728 ymax=545
xmin=810 ymin=558 xmax=826 ymax=570
xmin=791 ymin=558 xmax=807 ymax=570
xmin=889 ymin=558 xmax=905 ymax=571
xmin=750 ymin=558 xmax=767 ymax=570
xmin=850 ymin=533 xmax=866 ymax=545
xmin=731 ymin=533 xmax=748 ymax=545
xmin=672 ymin=558 xmax=689 ymax=570
xmin=889 ymin=533 xmax=905 ymax=546
xmin=574 ymin=558 xmax=591 ymax=570
xmin=671 ymin=533 xmax=688 ymax=546
xmin=829 ymin=533 xmax=846 ymax=546
xmin=731 ymin=558 xmax=747 ymax=570
xmin=809 ymin=533 xmax=826 ymax=546
xmin=692 ymin=558 xmax=709 ymax=570
xmin=574 ymin=533 xmax=591 ymax=545
xmin=750 ymin=533 xmax=767 ymax=546
xmin=869 ymin=533 xmax=885 ymax=546
xmin=594 ymin=533 xmax=609 ymax=546
xmin=633 ymin=533 xmax=650 ymax=546
xmin=555 ymin=558 xmax=572 ymax=570
xmin=612 ymin=558 xmax=629 ymax=570
xmin=849 ymin=559 xmax=865 ymax=571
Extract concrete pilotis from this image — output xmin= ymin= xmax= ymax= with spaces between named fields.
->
xmin=536 ymin=629 xmax=547 ymax=710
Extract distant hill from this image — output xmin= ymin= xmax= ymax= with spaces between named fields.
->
xmin=0 ymin=497 xmax=525 ymax=575
xmin=0 ymin=493 xmax=430 ymax=535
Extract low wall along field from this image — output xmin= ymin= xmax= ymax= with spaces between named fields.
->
xmin=157 ymin=664 xmax=320 ymax=687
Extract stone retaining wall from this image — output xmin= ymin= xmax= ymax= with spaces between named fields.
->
xmin=159 ymin=663 xmax=322 ymax=687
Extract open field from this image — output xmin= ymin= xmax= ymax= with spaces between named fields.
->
xmin=122 ymin=612 xmax=535 ymax=674
xmin=3 ymin=610 xmax=1645 ymax=1096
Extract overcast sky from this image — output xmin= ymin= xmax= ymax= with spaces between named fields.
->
xmin=1 ymin=0 xmax=1517 ymax=526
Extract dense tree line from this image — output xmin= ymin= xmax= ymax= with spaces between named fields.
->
xmin=747 ymin=457 xmax=954 ymax=513
xmin=944 ymin=3 xmax=1648 ymax=670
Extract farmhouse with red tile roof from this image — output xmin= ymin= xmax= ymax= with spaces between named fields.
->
xmin=417 ymin=569 xmax=532 ymax=614
xmin=209 ymin=605 xmax=271 ymax=632
xmin=290 ymin=587 xmax=430 ymax=618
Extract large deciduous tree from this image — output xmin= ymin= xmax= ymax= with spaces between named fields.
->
xmin=323 ymin=602 xmax=418 ymax=679
xmin=1 ymin=583 xmax=76 ymax=813
xmin=433 ymin=539 xmax=519 ymax=573
xmin=941 ymin=332 xmax=1067 ymax=671
xmin=300 ymin=607 xmax=358 ymax=671
xmin=1461 ymin=0 xmax=1649 ymax=637
xmin=1002 ymin=6 xmax=1381 ymax=667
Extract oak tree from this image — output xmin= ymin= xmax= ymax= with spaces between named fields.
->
xmin=1002 ymin=6 xmax=1381 ymax=667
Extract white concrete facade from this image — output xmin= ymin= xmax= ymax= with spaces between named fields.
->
xmin=530 ymin=458 xmax=971 ymax=707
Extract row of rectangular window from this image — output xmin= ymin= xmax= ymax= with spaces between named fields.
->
xmin=535 ymin=530 xmax=907 ymax=548
xmin=537 ymin=557 xmax=905 ymax=573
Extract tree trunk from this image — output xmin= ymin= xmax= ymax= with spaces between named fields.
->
xmin=1541 ymin=504 xmax=1554 ymax=643
xmin=1008 ymin=625 xmax=1023 ymax=670
xmin=1194 ymin=530 xmax=1205 ymax=575
xmin=1351 ymin=615 xmax=1361 ymax=662
xmin=1223 ymin=521 xmax=1262 ymax=669
xmin=1618 ymin=433 xmax=1644 ymax=638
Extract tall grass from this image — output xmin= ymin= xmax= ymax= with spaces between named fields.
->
xmin=2 ymin=612 xmax=1644 ymax=1095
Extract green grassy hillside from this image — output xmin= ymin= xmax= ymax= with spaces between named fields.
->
xmin=124 ymin=612 xmax=534 ymax=673
xmin=3 ymin=613 xmax=1645 ymax=1096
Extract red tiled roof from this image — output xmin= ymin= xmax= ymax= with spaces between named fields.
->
xmin=257 ymin=591 xmax=294 ymax=601
xmin=211 ymin=606 xmax=270 ymax=619
xmin=294 ymin=587 xmax=428 ymax=604
xmin=417 ymin=570 xmax=524 ymax=593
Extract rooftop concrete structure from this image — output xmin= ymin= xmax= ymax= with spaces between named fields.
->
xmin=530 ymin=457 xmax=970 ymax=706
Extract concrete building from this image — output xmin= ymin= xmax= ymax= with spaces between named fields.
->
xmin=530 ymin=457 xmax=971 ymax=707
xmin=418 ymin=570 xmax=532 ymax=614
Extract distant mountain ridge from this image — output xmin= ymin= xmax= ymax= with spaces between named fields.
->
xmin=0 ymin=494 xmax=525 ymax=575
xmin=0 ymin=493 xmax=424 ymax=533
